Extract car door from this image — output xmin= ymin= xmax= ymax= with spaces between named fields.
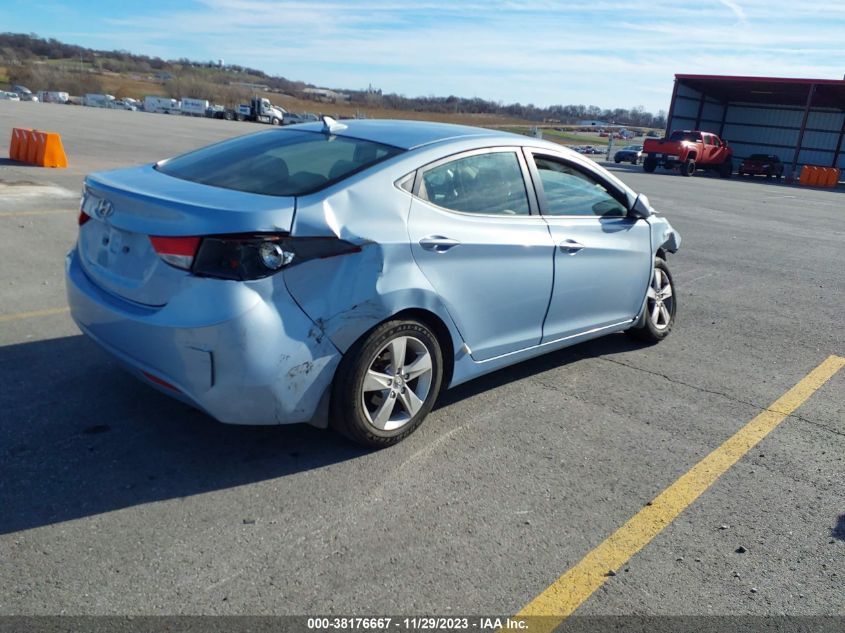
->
xmin=524 ymin=150 xmax=652 ymax=342
xmin=407 ymin=147 xmax=555 ymax=361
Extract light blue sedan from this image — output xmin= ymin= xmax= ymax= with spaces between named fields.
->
xmin=66 ymin=118 xmax=680 ymax=447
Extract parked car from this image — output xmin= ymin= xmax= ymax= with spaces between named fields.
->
xmin=67 ymin=119 xmax=681 ymax=448
xmin=642 ymin=130 xmax=732 ymax=177
xmin=110 ymin=100 xmax=138 ymax=111
xmin=614 ymin=145 xmax=644 ymax=165
xmin=0 ymin=91 xmax=21 ymax=101
xmin=738 ymin=154 xmax=784 ymax=180
xmin=284 ymin=112 xmax=320 ymax=125
xmin=11 ymin=85 xmax=37 ymax=101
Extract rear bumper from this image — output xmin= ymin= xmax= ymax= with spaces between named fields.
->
xmin=65 ymin=247 xmax=341 ymax=425
xmin=645 ymin=153 xmax=681 ymax=168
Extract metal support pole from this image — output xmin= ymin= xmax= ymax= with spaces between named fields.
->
xmin=664 ymin=79 xmax=679 ymax=138
xmin=832 ymin=110 xmax=845 ymax=168
xmin=790 ymin=84 xmax=816 ymax=180
xmin=718 ymin=101 xmax=729 ymax=139
xmin=694 ymin=92 xmax=706 ymax=129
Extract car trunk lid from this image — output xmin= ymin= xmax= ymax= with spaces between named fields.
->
xmin=78 ymin=164 xmax=296 ymax=306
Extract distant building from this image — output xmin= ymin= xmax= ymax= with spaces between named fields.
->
xmin=664 ymin=73 xmax=845 ymax=178
xmin=231 ymin=82 xmax=271 ymax=92
xmin=303 ymin=88 xmax=350 ymax=102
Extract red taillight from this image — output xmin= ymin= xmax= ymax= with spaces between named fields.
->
xmin=78 ymin=211 xmax=91 ymax=226
xmin=149 ymin=236 xmax=201 ymax=270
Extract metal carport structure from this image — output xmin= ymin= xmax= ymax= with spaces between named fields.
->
xmin=665 ymin=74 xmax=845 ymax=180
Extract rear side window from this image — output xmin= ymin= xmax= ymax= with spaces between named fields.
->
xmin=156 ymin=130 xmax=403 ymax=196
xmin=669 ymin=131 xmax=702 ymax=142
xmin=419 ymin=152 xmax=530 ymax=215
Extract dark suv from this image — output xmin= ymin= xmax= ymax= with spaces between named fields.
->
xmin=739 ymin=154 xmax=784 ymax=180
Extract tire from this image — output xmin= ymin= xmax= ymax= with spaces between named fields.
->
xmin=615 ymin=159 xmax=621 ymax=164
xmin=643 ymin=157 xmax=657 ymax=173
xmin=719 ymin=160 xmax=732 ymax=179
xmin=330 ymin=320 xmax=443 ymax=448
xmin=272 ymin=117 xmax=281 ymax=126
xmin=626 ymin=258 xmax=677 ymax=343
xmin=631 ymin=157 xmax=639 ymax=165
xmin=680 ymin=159 xmax=696 ymax=177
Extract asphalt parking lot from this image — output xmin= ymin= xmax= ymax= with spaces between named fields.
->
xmin=1 ymin=102 xmax=843 ymax=623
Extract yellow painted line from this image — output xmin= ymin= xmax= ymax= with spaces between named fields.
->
xmin=0 ymin=306 xmax=70 ymax=323
xmin=0 ymin=210 xmax=71 ymax=217
xmin=515 ymin=355 xmax=845 ymax=633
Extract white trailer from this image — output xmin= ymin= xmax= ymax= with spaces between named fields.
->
xmin=181 ymin=97 xmax=210 ymax=117
xmin=83 ymin=93 xmax=115 ymax=108
xmin=36 ymin=91 xmax=70 ymax=104
xmin=143 ymin=96 xmax=181 ymax=114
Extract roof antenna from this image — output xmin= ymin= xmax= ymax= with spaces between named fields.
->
xmin=322 ymin=115 xmax=348 ymax=134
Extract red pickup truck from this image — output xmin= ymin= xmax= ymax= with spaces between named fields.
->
xmin=642 ymin=130 xmax=733 ymax=178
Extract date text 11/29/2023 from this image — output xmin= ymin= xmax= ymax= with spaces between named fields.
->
xmin=306 ymin=616 xmax=528 ymax=630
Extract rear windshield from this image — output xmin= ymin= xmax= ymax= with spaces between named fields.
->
xmin=668 ymin=131 xmax=701 ymax=142
xmin=156 ymin=129 xmax=403 ymax=196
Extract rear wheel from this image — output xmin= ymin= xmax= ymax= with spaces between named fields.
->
xmin=680 ymin=159 xmax=696 ymax=177
xmin=643 ymin=157 xmax=657 ymax=173
xmin=627 ymin=258 xmax=676 ymax=342
xmin=331 ymin=320 xmax=443 ymax=448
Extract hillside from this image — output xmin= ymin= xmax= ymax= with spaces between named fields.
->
xmin=0 ymin=32 xmax=666 ymax=129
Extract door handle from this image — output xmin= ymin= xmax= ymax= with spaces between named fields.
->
xmin=419 ymin=236 xmax=461 ymax=252
xmin=559 ymin=239 xmax=585 ymax=254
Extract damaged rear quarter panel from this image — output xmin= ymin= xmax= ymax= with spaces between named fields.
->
xmin=284 ymin=165 xmax=463 ymax=357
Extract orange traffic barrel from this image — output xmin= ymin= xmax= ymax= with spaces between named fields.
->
xmin=798 ymin=165 xmax=811 ymax=185
xmin=38 ymin=132 xmax=68 ymax=168
xmin=8 ymin=127 xmax=31 ymax=161
xmin=7 ymin=128 xmax=67 ymax=168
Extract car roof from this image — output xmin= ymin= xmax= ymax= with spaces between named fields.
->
xmin=289 ymin=119 xmax=523 ymax=150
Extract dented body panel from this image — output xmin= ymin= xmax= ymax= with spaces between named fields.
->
xmin=67 ymin=120 xmax=681 ymax=428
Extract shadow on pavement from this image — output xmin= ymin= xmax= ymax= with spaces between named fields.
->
xmin=1 ymin=331 xmax=645 ymax=535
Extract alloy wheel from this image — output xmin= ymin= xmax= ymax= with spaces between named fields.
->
xmin=646 ymin=267 xmax=674 ymax=330
xmin=361 ymin=336 xmax=434 ymax=431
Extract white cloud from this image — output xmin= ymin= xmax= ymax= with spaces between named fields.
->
xmin=86 ymin=1 xmax=845 ymax=111
xmin=717 ymin=0 xmax=747 ymax=22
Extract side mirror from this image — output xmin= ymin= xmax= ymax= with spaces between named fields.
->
xmin=630 ymin=194 xmax=653 ymax=219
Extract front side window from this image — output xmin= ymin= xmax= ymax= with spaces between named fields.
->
xmin=419 ymin=151 xmax=530 ymax=215
xmin=533 ymin=156 xmax=627 ymax=217
xmin=156 ymin=129 xmax=403 ymax=196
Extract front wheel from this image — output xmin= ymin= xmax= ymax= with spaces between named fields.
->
xmin=627 ymin=258 xmax=676 ymax=342
xmin=331 ymin=320 xmax=443 ymax=448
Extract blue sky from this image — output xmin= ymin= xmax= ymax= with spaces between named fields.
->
xmin=2 ymin=0 xmax=845 ymax=112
